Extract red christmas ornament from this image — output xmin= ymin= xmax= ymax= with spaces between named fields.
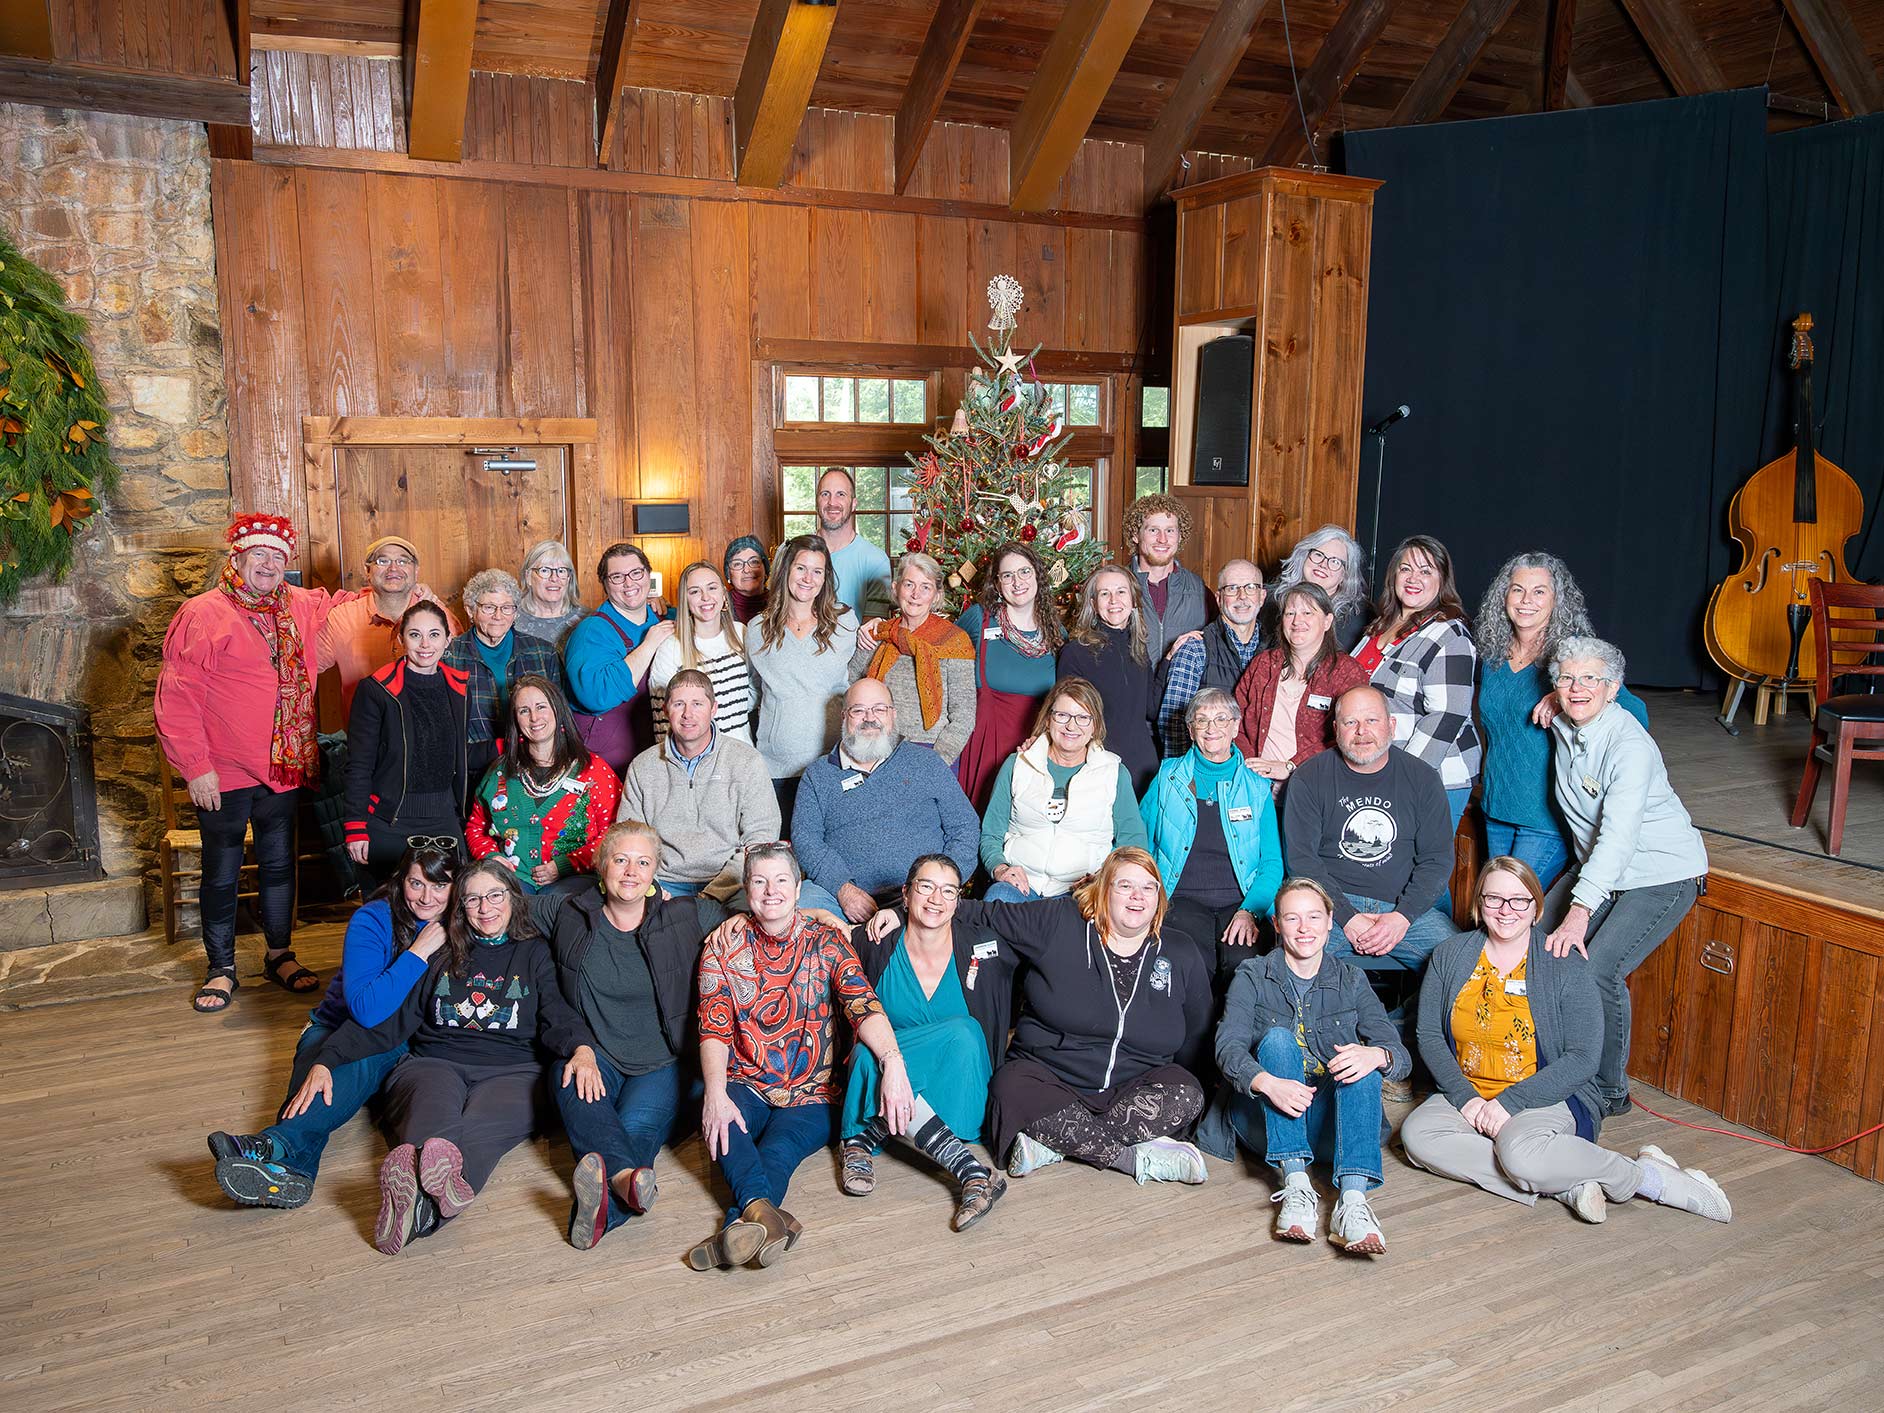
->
xmin=1019 ymin=524 xmax=1037 ymax=542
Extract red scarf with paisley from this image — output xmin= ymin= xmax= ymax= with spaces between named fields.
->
xmin=219 ymin=559 xmax=319 ymax=787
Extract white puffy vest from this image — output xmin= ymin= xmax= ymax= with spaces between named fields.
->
xmin=1003 ymin=737 xmax=1123 ymax=896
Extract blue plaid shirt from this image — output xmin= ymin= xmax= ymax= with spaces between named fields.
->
xmin=1157 ymin=629 xmax=1261 ymax=755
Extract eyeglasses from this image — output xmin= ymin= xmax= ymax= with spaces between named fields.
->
xmin=474 ymin=600 xmax=517 ymax=617
xmin=1553 ymin=673 xmax=1612 ymax=690
xmin=604 ymin=568 xmax=650 ymax=586
xmin=1218 ymin=582 xmax=1263 ymax=598
xmin=845 ymin=704 xmax=892 ymax=721
xmin=727 ymin=556 xmax=762 ymax=571
xmin=997 ymin=568 xmax=1036 ymax=583
xmin=369 ymin=555 xmax=416 ymax=569
xmin=910 ymin=880 xmax=960 ymax=900
xmin=463 ymin=889 xmax=509 ymax=910
xmin=405 ymin=834 xmax=458 ymax=852
xmin=1050 ymin=710 xmax=1093 ymax=728
xmin=530 ymin=565 xmax=572 ymax=580
xmin=1193 ymin=714 xmax=1238 ymax=729
xmin=1481 ymin=894 xmax=1534 ymax=913
xmin=1305 ymin=548 xmax=1346 ymax=571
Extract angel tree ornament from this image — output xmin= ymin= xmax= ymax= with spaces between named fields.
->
xmin=899 ymin=276 xmax=1107 ymax=608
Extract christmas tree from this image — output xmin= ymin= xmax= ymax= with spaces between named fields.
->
xmin=901 ymin=275 xmax=1108 ymax=608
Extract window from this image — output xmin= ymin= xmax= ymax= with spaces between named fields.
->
xmin=1134 ymin=466 xmax=1168 ymax=498
xmin=1037 ymin=380 xmax=1103 ymax=428
xmin=782 ymin=374 xmax=928 ymax=425
xmin=783 ymin=464 xmax=934 ymax=553
xmin=1141 ymin=386 xmax=1169 ymax=429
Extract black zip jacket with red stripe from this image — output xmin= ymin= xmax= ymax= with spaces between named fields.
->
xmin=343 ymin=658 xmax=470 ymax=841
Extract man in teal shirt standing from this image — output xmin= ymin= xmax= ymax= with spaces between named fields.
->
xmin=817 ymin=468 xmax=893 ymax=620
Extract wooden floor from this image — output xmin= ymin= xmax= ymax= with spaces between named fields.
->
xmin=1642 ymin=689 xmax=1883 ymax=911
xmin=6 ymin=979 xmax=1884 ymax=1412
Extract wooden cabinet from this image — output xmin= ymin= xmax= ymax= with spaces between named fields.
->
xmin=1167 ymin=169 xmax=1378 ymax=574
xmin=1626 ymin=872 xmax=1884 ymax=1182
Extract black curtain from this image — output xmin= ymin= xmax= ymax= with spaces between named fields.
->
xmin=1343 ymin=88 xmax=1836 ymax=688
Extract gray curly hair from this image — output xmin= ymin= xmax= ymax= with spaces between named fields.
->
xmin=1273 ymin=525 xmax=1369 ymax=625
xmin=463 ymin=567 xmax=523 ymax=616
xmin=1548 ymin=635 xmax=1626 ymax=685
xmin=1474 ymin=552 xmax=1592 ymax=664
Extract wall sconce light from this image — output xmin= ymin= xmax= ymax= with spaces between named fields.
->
xmin=631 ymin=502 xmax=691 ymax=537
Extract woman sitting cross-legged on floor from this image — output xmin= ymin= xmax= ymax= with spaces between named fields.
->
xmin=870 ymin=846 xmax=1213 ymax=1186
xmin=688 ymin=842 xmax=911 ymax=1272
xmin=841 ymin=854 xmax=1013 ymax=1232
xmin=285 ymin=856 xmax=606 ymax=1254
xmin=208 ymin=845 xmax=457 ymax=1208
xmin=1195 ymin=877 xmax=1406 ymax=1255
xmin=549 ymin=819 xmax=726 ymax=1250
xmin=1399 ymin=857 xmax=1731 ymax=1225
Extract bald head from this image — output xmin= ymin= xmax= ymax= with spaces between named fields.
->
xmin=842 ymin=675 xmax=899 ymax=764
xmin=1216 ymin=559 xmax=1265 ymax=628
xmin=1332 ymin=686 xmax=1393 ymax=771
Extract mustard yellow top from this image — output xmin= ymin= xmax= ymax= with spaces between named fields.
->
xmin=1451 ymin=951 xmax=1538 ymax=1101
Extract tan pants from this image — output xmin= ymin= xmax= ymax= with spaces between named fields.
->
xmin=1400 ymin=1095 xmax=1643 ymax=1206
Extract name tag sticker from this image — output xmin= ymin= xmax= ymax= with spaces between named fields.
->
xmin=1227 ymin=806 xmax=1254 ymax=822
xmin=1505 ymin=979 xmax=1528 ymax=996
xmin=972 ymin=940 xmax=1000 ymax=959
xmin=841 ymin=773 xmax=867 ymax=791
xmin=983 ymin=625 xmax=1004 ymax=641
xmin=1307 ymin=694 xmax=1332 ymax=710
xmin=1580 ymin=774 xmax=1600 ymax=798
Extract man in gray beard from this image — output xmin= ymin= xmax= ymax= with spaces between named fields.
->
xmin=789 ymin=678 xmax=980 ymax=924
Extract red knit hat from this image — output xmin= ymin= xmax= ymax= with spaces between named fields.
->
xmin=226 ymin=512 xmax=297 ymax=558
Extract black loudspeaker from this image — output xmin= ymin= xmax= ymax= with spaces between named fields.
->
xmin=1191 ymin=334 xmax=1253 ymax=487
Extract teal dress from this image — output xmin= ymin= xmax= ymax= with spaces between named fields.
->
xmin=842 ymin=935 xmax=991 ymax=1146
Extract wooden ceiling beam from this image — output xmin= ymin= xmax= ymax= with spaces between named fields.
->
xmin=1257 ymin=0 xmax=1403 ymax=167
xmin=734 ymin=0 xmax=840 ymax=189
xmin=594 ymin=0 xmax=642 ymax=167
xmin=1140 ymin=0 xmax=1269 ymax=207
xmin=1543 ymin=0 xmax=1577 ymax=110
xmin=1388 ymin=0 xmax=1523 ymax=125
xmin=893 ymin=0 xmax=986 ymax=194
xmin=1780 ymin=0 xmax=1884 ymax=116
xmin=0 ymin=54 xmax=249 ymax=122
xmin=1612 ymin=0 xmax=1726 ymax=95
xmin=208 ymin=0 xmax=254 ymax=160
xmin=403 ymin=0 xmax=479 ymax=163
xmin=1009 ymin=0 xmax=1155 ymax=212
xmin=0 ymin=0 xmax=56 ymax=60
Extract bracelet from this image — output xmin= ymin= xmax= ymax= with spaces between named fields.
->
xmin=880 ymin=1048 xmax=902 ymax=1065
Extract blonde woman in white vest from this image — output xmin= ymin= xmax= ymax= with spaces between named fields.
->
xmin=979 ymin=677 xmax=1149 ymax=903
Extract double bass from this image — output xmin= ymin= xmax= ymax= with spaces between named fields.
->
xmin=1703 ymin=312 xmax=1864 ymax=728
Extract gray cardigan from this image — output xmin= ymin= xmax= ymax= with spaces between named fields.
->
xmin=1416 ymin=925 xmax=1606 ymax=1132
xmin=847 ymin=636 xmax=977 ymax=764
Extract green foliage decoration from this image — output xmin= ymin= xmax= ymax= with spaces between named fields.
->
xmin=0 ymin=227 xmax=118 ymax=603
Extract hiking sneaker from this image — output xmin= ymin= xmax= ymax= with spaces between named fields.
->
xmin=1330 ymin=1192 xmax=1387 ymax=1255
xmin=374 ymin=1144 xmax=422 ymax=1255
xmin=1638 ymin=1144 xmax=1732 ymax=1223
xmin=1130 ymin=1137 xmax=1208 ymax=1185
xmin=1007 ymin=1132 xmax=1065 ymax=1178
xmin=1272 ymin=1174 xmax=1318 ymax=1242
xmin=1555 ymin=1180 xmax=1607 ymax=1224
xmin=418 ymin=1137 xmax=476 ymax=1218
xmin=208 ymin=1132 xmax=312 ymax=1210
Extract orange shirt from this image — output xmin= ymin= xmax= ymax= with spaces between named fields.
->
xmin=317 ymin=589 xmax=461 ymax=720
xmin=1451 ymin=952 xmax=1539 ymax=1101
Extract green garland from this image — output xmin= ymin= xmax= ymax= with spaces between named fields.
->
xmin=0 ymin=227 xmax=117 ymax=604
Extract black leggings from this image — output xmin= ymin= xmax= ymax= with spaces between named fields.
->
xmin=380 ymin=1055 xmax=545 ymax=1194
xmin=198 ymin=783 xmax=299 ymax=973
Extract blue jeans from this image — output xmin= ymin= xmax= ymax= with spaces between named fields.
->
xmin=1445 ymin=786 xmax=1471 ymax=831
xmin=714 ymin=1083 xmax=836 ymax=1225
xmin=1225 ymin=1028 xmax=1385 ymax=1190
xmin=1482 ymin=817 xmax=1571 ymax=892
xmin=555 ymin=1055 xmax=699 ymax=1232
xmin=1325 ymin=891 xmax=1455 ymax=1045
xmin=981 ymin=880 xmax=1042 ymax=904
xmin=795 ymin=881 xmax=845 ymax=918
xmin=657 ymin=879 xmax=704 ymax=898
xmin=262 ymin=1023 xmax=407 ymax=1178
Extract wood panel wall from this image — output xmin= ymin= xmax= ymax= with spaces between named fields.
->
xmin=47 ymin=0 xmax=238 ymax=78
xmin=212 ymin=81 xmax=1151 ymax=598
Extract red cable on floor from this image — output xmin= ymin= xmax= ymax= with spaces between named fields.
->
xmin=1631 ymin=1091 xmax=1884 ymax=1156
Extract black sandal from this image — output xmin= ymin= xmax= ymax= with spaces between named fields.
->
xmin=262 ymin=949 xmax=320 ymax=994
xmin=192 ymin=970 xmax=238 ymax=1013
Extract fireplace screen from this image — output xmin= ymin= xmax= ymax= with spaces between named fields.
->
xmin=0 ymin=692 xmax=104 ymax=891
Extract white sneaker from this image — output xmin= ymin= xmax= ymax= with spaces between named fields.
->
xmin=1555 ymin=1180 xmax=1607 ymax=1224
xmin=1271 ymin=1173 xmax=1317 ymax=1242
xmin=1007 ymin=1132 xmax=1064 ymax=1178
xmin=1131 ymin=1137 xmax=1208 ymax=1185
xmin=1638 ymin=1144 xmax=1731 ymax=1223
xmin=1330 ymin=1191 xmax=1387 ymax=1255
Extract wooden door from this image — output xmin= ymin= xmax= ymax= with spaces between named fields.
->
xmin=330 ymin=444 xmax=571 ymax=605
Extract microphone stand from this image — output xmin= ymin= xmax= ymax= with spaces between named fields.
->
xmin=1368 ymin=431 xmax=1388 ymax=580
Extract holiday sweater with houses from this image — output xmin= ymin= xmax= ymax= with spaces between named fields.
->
xmin=312 ymin=933 xmax=596 ymax=1072
xmin=464 ymin=756 xmax=622 ymax=881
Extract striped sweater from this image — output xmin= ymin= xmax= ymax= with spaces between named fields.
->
xmin=648 ymin=631 xmax=754 ymax=743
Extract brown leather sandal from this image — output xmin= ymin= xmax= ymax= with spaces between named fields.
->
xmin=840 ymin=1142 xmax=876 ymax=1197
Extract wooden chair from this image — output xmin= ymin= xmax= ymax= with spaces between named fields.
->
xmin=1789 ymin=580 xmax=1884 ymax=856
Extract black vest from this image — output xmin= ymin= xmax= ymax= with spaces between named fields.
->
xmin=1198 ymin=620 xmax=1253 ymax=693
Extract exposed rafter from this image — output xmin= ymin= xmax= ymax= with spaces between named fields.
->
xmin=0 ymin=53 xmax=249 ymax=123
xmin=1009 ymin=0 xmax=1154 ymax=212
xmin=594 ymin=0 xmax=643 ymax=167
xmin=1543 ymin=0 xmax=1578 ymax=110
xmin=1140 ymin=0 xmax=1269 ymax=207
xmin=894 ymin=0 xmax=986 ymax=194
xmin=403 ymin=0 xmax=480 ymax=163
xmin=734 ymin=0 xmax=840 ymax=189
xmin=208 ymin=0 xmax=254 ymax=160
xmin=1612 ymin=0 xmax=1727 ymax=95
xmin=1258 ymin=0 xmax=1403 ymax=168
xmin=1780 ymin=0 xmax=1884 ymax=116
xmin=1389 ymin=0 xmax=1523 ymax=126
